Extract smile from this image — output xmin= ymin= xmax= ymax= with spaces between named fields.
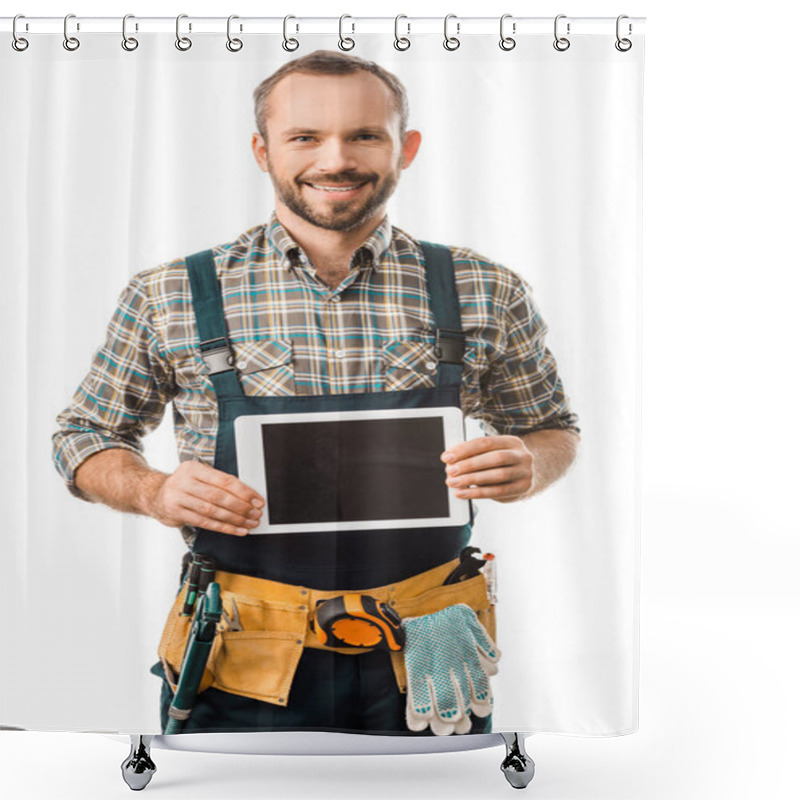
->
xmin=306 ymin=182 xmax=369 ymax=197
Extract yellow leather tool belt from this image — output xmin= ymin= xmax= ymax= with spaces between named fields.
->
xmin=157 ymin=557 xmax=496 ymax=708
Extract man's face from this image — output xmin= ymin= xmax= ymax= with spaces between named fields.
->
xmin=252 ymin=71 xmax=420 ymax=233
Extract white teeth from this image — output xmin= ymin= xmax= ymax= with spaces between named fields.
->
xmin=309 ymin=183 xmax=364 ymax=192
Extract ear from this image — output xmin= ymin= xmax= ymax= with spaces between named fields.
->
xmin=251 ymin=133 xmax=269 ymax=173
xmin=401 ymin=130 xmax=422 ymax=169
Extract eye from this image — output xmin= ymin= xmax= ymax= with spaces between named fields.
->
xmin=290 ymin=136 xmax=315 ymax=143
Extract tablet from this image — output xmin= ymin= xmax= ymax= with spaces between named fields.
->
xmin=234 ymin=406 xmax=469 ymax=533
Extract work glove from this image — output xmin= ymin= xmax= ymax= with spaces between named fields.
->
xmin=401 ymin=603 xmax=500 ymax=736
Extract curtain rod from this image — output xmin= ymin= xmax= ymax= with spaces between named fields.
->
xmin=2 ymin=16 xmax=646 ymax=36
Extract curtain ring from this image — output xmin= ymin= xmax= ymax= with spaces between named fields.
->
xmin=615 ymin=15 xmax=632 ymax=52
xmin=339 ymin=15 xmax=355 ymax=51
xmin=282 ymin=15 xmax=299 ymax=52
xmin=394 ymin=15 xmax=411 ymax=51
xmin=443 ymin=14 xmax=460 ymax=51
xmin=122 ymin=14 xmax=139 ymax=51
xmin=553 ymin=14 xmax=570 ymax=52
xmin=63 ymin=13 xmax=80 ymax=51
xmin=175 ymin=14 xmax=192 ymax=51
xmin=499 ymin=14 xmax=516 ymax=51
xmin=12 ymin=15 xmax=29 ymax=52
xmin=226 ymin=15 xmax=243 ymax=52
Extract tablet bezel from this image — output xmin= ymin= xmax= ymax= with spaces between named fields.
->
xmin=234 ymin=406 xmax=469 ymax=533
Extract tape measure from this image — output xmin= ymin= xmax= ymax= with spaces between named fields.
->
xmin=310 ymin=594 xmax=405 ymax=651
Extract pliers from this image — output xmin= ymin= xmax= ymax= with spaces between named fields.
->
xmin=221 ymin=598 xmax=243 ymax=632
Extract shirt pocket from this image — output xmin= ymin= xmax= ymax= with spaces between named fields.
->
xmin=231 ymin=338 xmax=295 ymax=397
xmin=381 ymin=339 xmax=439 ymax=391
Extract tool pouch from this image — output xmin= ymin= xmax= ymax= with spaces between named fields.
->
xmin=156 ymin=556 xmax=496 ymax=708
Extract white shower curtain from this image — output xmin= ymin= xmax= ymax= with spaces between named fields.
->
xmin=1 ymin=19 xmax=643 ymax=735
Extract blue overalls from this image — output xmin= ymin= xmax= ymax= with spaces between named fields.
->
xmin=151 ymin=241 xmax=491 ymax=735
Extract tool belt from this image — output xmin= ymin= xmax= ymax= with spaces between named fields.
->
xmin=157 ymin=557 xmax=496 ymax=708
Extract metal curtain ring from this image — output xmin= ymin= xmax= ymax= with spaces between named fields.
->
xmin=339 ymin=15 xmax=355 ymax=51
xmin=282 ymin=15 xmax=299 ymax=52
xmin=12 ymin=15 xmax=29 ymax=51
xmin=394 ymin=15 xmax=411 ymax=51
xmin=226 ymin=15 xmax=243 ymax=52
xmin=175 ymin=14 xmax=192 ymax=51
xmin=553 ymin=14 xmax=570 ymax=52
xmin=122 ymin=14 xmax=139 ymax=51
xmin=615 ymin=15 xmax=632 ymax=52
xmin=63 ymin=13 xmax=80 ymax=51
xmin=499 ymin=14 xmax=516 ymax=51
xmin=443 ymin=14 xmax=460 ymax=51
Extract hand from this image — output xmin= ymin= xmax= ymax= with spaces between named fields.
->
xmin=442 ymin=435 xmax=535 ymax=503
xmin=144 ymin=461 xmax=265 ymax=536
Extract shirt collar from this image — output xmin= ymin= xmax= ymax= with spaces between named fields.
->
xmin=266 ymin=212 xmax=393 ymax=274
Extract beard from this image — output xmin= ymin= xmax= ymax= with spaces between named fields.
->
xmin=266 ymin=154 xmax=403 ymax=232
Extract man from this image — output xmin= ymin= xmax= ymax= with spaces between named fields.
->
xmin=53 ymin=50 xmax=579 ymax=736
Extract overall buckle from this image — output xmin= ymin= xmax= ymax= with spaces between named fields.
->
xmin=434 ymin=329 xmax=466 ymax=364
xmin=199 ymin=337 xmax=235 ymax=375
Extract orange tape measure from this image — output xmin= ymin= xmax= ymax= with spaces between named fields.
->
xmin=310 ymin=594 xmax=405 ymax=651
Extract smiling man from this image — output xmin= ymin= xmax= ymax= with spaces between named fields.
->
xmin=53 ymin=51 xmax=579 ymax=737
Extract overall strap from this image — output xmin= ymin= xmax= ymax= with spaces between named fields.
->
xmin=419 ymin=242 xmax=465 ymax=387
xmin=184 ymin=249 xmax=244 ymax=398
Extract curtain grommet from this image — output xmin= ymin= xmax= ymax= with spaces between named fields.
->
xmin=282 ymin=15 xmax=300 ymax=52
xmin=226 ymin=15 xmax=243 ymax=52
xmin=338 ymin=15 xmax=355 ymax=51
xmin=615 ymin=15 xmax=633 ymax=51
xmin=499 ymin=14 xmax=516 ymax=51
xmin=394 ymin=15 xmax=411 ymax=51
xmin=121 ymin=14 xmax=139 ymax=51
xmin=443 ymin=14 xmax=460 ymax=51
xmin=553 ymin=14 xmax=570 ymax=52
xmin=175 ymin=14 xmax=192 ymax=51
xmin=12 ymin=15 xmax=29 ymax=51
xmin=63 ymin=14 xmax=80 ymax=52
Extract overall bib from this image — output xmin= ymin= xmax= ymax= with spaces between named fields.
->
xmin=151 ymin=242 xmax=493 ymax=735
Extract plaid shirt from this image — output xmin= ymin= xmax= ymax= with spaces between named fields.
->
xmin=53 ymin=213 xmax=579 ymax=499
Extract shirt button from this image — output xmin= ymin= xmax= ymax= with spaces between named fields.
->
xmin=237 ymin=360 xmax=248 ymax=370
xmin=331 ymin=295 xmax=341 ymax=303
xmin=425 ymin=361 xmax=437 ymax=371
xmin=335 ymin=350 xmax=346 ymax=359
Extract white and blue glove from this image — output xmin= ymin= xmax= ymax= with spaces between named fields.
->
xmin=401 ymin=603 xmax=500 ymax=736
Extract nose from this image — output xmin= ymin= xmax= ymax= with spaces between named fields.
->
xmin=314 ymin=137 xmax=358 ymax=174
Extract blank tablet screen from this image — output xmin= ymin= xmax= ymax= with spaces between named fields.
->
xmin=261 ymin=416 xmax=448 ymax=525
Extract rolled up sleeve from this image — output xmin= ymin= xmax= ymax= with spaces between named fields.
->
xmin=52 ymin=275 xmax=173 ymax=500
xmin=475 ymin=275 xmax=579 ymax=437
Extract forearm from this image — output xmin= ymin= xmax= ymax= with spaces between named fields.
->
xmin=517 ymin=428 xmax=580 ymax=499
xmin=73 ymin=449 xmax=265 ymax=536
xmin=74 ymin=448 xmax=167 ymax=517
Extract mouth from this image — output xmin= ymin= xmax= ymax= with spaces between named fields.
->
xmin=304 ymin=181 xmax=370 ymax=199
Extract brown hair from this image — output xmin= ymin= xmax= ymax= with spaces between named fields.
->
xmin=252 ymin=50 xmax=409 ymax=142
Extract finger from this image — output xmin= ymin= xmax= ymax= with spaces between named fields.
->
xmin=447 ymin=465 xmax=526 ymax=488
xmin=465 ymin=660 xmax=493 ymax=710
xmin=429 ymin=675 xmax=457 ymax=736
xmin=184 ymin=481 xmax=262 ymax=522
xmin=453 ymin=713 xmax=473 ymax=734
xmin=177 ymin=494 xmax=259 ymax=528
xmin=186 ymin=462 xmax=265 ymax=507
xmin=174 ymin=505 xmax=250 ymax=536
xmin=431 ymin=667 xmax=462 ymax=726
xmin=445 ymin=447 xmax=527 ymax=477
xmin=452 ymin=479 xmax=530 ymax=500
xmin=177 ymin=496 xmax=258 ymax=532
xmin=442 ymin=435 xmax=521 ymax=464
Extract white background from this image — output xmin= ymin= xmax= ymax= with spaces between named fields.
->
xmin=1 ymin=1 xmax=798 ymax=799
